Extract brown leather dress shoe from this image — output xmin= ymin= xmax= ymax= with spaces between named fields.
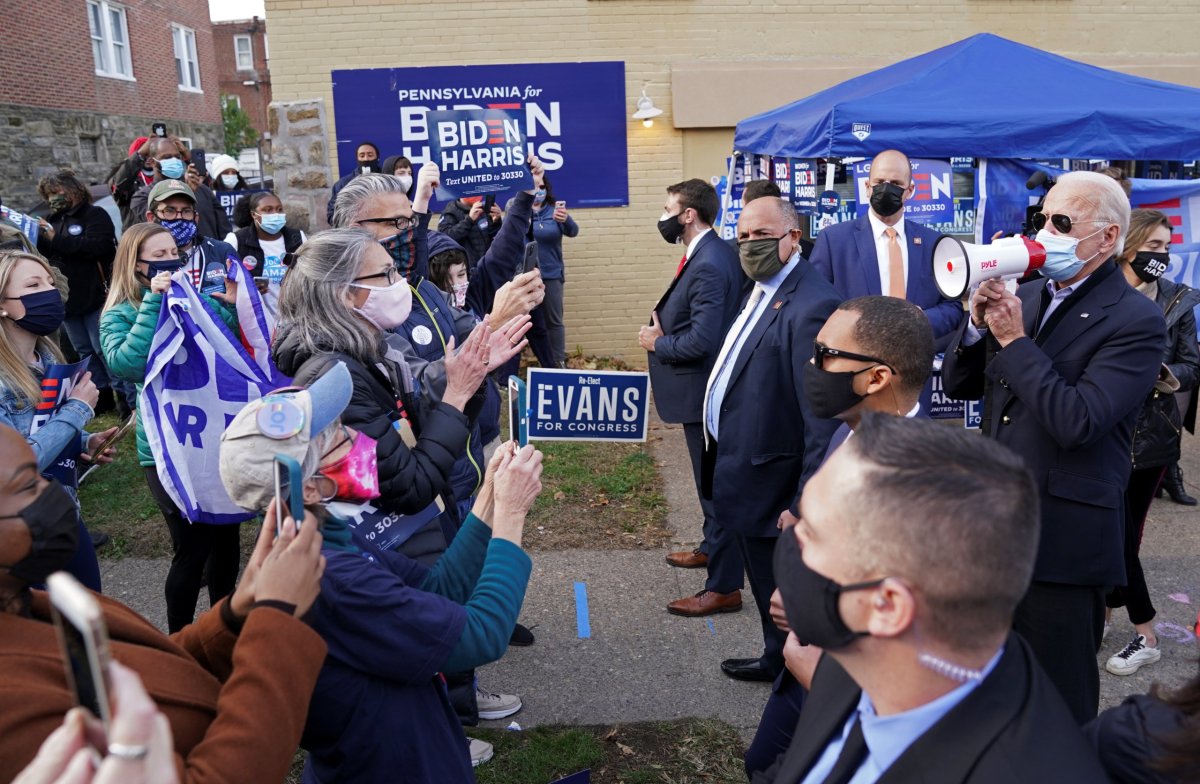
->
xmin=667 ymin=590 xmax=743 ymax=617
xmin=665 ymin=548 xmax=708 ymax=569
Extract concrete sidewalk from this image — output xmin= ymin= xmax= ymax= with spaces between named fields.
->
xmin=101 ymin=417 xmax=1200 ymax=742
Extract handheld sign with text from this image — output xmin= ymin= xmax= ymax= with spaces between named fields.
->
xmin=1 ymin=205 xmax=40 ymax=244
xmin=526 ymin=368 xmax=649 ymax=442
xmin=29 ymin=359 xmax=90 ymax=488
xmin=215 ymin=188 xmax=267 ymax=223
xmin=427 ymin=108 xmax=534 ymax=201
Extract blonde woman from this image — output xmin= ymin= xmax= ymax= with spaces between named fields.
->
xmin=100 ymin=223 xmax=240 ymax=632
xmin=0 ymin=250 xmax=112 ymax=590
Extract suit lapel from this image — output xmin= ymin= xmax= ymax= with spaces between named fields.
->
xmin=724 ymin=262 xmax=805 ymax=392
xmin=654 ymin=232 xmax=715 ymax=316
xmin=855 ymin=217 xmax=883 ymax=296
xmin=1020 ymin=281 xmax=1042 ymax=339
xmin=1035 ymin=271 xmax=1122 ymax=356
xmin=775 ymin=655 xmax=861 ymax=782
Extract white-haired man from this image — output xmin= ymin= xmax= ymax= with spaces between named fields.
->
xmin=942 ymin=170 xmax=1167 ymax=724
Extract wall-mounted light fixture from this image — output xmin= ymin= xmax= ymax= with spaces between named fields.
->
xmin=632 ymin=89 xmax=663 ymax=128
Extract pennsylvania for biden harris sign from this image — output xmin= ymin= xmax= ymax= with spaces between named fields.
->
xmin=331 ymin=61 xmax=629 ymax=207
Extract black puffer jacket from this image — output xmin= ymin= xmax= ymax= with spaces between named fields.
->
xmin=272 ymin=330 xmax=470 ymax=515
xmin=35 ymin=202 xmax=116 ymax=316
xmin=1131 ymin=278 xmax=1200 ymax=469
xmin=1084 ymin=693 xmax=1190 ymax=784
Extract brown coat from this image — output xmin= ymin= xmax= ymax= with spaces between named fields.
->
xmin=0 ymin=591 xmax=327 ymax=783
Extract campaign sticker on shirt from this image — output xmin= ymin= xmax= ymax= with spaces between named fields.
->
xmin=67 ymin=224 xmax=83 ymax=236
xmin=412 ymin=325 xmax=434 ymax=345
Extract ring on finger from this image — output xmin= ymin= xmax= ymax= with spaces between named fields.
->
xmin=108 ymin=742 xmax=149 ymax=761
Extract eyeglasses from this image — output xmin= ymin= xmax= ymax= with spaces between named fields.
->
xmin=155 ymin=207 xmax=196 ymax=220
xmin=1030 ymin=212 xmax=1110 ymax=234
xmin=357 ymin=215 xmax=414 ymax=232
xmin=813 ymin=342 xmax=891 ymax=372
xmin=321 ymin=426 xmax=353 ymax=460
xmin=352 ymin=267 xmax=400 ymax=286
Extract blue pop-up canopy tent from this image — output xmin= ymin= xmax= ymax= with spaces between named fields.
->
xmin=733 ymin=34 xmax=1200 ymax=161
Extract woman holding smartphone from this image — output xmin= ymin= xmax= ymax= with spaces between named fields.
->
xmin=99 ymin=224 xmax=241 ymax=633
xmin=0 ymin=423 xmax=328 ymax=784
xmin=0 ymin=250 xmax=111 ymax=591
xmin=526 ymin=175 xmax=578 ymax=367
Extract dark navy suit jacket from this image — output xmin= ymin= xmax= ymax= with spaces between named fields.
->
xmin=647 ymin=231 xmax=744 ymax=424
xmin=808 ymin=214 xmax=964 ymax=339
xmin=941 ymin=261 xmax=1166 ymax=587
xmin=706 ymin=258 xmax=841 ymax=538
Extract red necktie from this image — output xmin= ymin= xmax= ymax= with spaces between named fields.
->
xmin=674 ymin=253 xmax=688 ymax=279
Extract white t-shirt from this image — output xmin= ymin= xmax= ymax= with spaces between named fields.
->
xmin=225 ymin=230 xmax=307 ymax=316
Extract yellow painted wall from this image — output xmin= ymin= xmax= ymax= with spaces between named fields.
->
xmin=265 ymin=0 xmax=1200 ymax=361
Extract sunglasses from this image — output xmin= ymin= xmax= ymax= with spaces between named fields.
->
xmin=1030 ymin=212 xmax=1110 ymax=234
xmin=813 ymin=342 xmax=891 ymax=372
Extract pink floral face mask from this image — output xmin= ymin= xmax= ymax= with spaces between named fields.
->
xmin=318 ymin=430 xmax=380 ymax=503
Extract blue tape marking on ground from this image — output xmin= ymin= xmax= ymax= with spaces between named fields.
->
xmin=706 ymin=618 xmax=716 ymax=636
xmin=574 ymin=581 xmax=591 ymax=639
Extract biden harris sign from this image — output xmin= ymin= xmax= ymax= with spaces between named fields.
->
xmin=526 ymin=368 xmax=649 ymax=442
xmin=331 ymin=61 xmax=628 ymax=207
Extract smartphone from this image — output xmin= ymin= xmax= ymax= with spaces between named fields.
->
xmin=556 ymin=200 xmax=566 ymax=211
xmin=47 ymin=572 xmax=112 ymax=728
xmin=273 ymin=455 xmax=305 ymax=535
xmin=253 ymin=276 xmax=270 ymax=295
xmin=87 ymin=415 xmax=135 ymax=459
xmin=507 ymin=376 xmax=528 ymax=447
xmin=515 ymin=241 xmax=539 ymax=280
xmin=484 ymin=194 xmax=496 ymax=211
xmin=152 ymin=122 xmax=167 ymax=138
xmin=189 ymin=148 xmax=207 ymax=178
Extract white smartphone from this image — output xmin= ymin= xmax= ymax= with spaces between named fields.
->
xmin=47 ymin=572 xmax=112 ymax=728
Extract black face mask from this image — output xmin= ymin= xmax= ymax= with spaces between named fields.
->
xmin=657 ymin=212 xmax=685 ymax=245
xmin=3 ymin=289 xmax=65 ymax=337
xmin=359 ymin=160 xmax=381 ymax=175
xmin=773 ymin=526 xmax=883 ymax=649
xmin=1130 ymin=251 xmax=1170 ymax=283
xmin=0 ymin=480 xmax=80 ymax=585
xmin=803 ymin=360 xmax=877 ymax=419
xmin=869 ymin=182 xmax=905 ymax=218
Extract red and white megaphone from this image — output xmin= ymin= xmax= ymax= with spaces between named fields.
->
xmin=932 ymin=236 xmax=1047 ymax=299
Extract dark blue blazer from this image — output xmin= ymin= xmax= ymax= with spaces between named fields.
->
xmin=941 ymin=261 xmax=1166 ymax=587
xmin=808 ymin=215 xmax=964 ymax=339
xmin=708 ymin=259 xmax=842 ymax=538
xmin=647 ymin=231 xmax=744 ymax=424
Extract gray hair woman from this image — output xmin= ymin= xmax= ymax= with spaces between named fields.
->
xmin=272 ymin=227 xmax=491 ymax=515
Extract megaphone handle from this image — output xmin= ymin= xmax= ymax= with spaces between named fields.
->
xmin=1003 ymin=279 xmax=1018 ymax=295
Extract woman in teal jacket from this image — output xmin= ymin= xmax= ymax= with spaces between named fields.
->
xmin=100 ymin=222 xmax=241 ymax=632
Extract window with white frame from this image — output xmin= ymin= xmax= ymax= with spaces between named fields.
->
xmin=87 ymin=1 xmax=133 ymax=79
xmin=234 ymin=35 xmax=253 ymax=70
xmin=224 ymin=94 xmax=241 ymax=110
xmin=172 ymin=25 xmax=201 ymax=92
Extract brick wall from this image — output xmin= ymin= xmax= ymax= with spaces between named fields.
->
xmin=213 ymin=19 xmax=273 ymax=138
xmin=263 ymin=0 xmax=1200 ymax=362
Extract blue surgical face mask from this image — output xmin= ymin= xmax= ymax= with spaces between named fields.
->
xmin=159 ymin=158 xmax=186 ymax=179
xmin=1034 ymin=227 xmax=1104 ymax=282
xmin=257 ymin=213 xmax=287 ymax=235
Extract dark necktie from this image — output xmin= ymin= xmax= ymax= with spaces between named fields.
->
xmin=821 ymin=716 xmax=868 ymax=784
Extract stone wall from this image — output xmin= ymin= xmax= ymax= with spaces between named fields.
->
xmin=0 ymin=104 xmax=222 ymax=211
xmin=268 ymin=100 xmax=332 ymax=232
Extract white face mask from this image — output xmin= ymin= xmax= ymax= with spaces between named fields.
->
xmin=451 ymin=281 xmax=468 ymax=309
xmin=397 ymin=175 xmax=413 ymax=192
xmin=220 ymin=174 xmax=239 ymax=189
xmin=350 ymin=279 xmax=412 ymax=331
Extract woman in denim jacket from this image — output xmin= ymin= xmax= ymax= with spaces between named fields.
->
xmin=0 ymin=250 xmax=116 ymax=590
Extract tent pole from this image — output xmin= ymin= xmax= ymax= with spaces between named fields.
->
xmin=720 ymin=152 xmax=739 ymax=240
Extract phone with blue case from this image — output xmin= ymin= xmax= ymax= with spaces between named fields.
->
xmin=273 ymin=454 xmax=305 ymax=535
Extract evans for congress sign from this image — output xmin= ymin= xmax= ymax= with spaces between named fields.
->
xmin=526 ymin=368 xmax=649 ymax=442
xmin=331 ymin=61 xmax=628 ymax=207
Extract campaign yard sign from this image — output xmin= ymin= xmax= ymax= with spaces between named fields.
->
xmin=526 ymin=368 xmax=649 ymax=442
xmin=427 ymin=109 xmax=533 ymax=200
xmin=852 ymin=158 xmax=953 ymax=224
xmin=331 ymin=61 xmax=628 ymax=207
xmin=29 ymin=359 xmax=89 ymax=487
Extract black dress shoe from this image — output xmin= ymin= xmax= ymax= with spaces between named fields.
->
xmin=509 ymin=623 xmax=535 ymax=647
xmin=90 ymin=531 xmax=111 ymax=549
xmin=721 ymin=657 xmax=778 ymax=682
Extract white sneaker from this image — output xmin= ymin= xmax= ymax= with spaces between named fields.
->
xmin=469 ymin=737 xmax=494 ymax=767
xmin=1106 ymin=634 xmax=1161 ymax=675
xmin=476 ymin=686 xmax=522 ymax=720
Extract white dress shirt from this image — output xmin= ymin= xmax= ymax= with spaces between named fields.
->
xmin=704 ymin=253 xmax=797 ymax=439
xmin=684 ymin=227 xmax=712 ymax=263
xmin=867 ymin=209 xmax=908 ymax=296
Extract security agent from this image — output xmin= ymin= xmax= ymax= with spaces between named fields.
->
xmin=757 ymin=414 xmax=1109 ymax=783
xmin=941 ymin=170 xmax=1167 ymax=724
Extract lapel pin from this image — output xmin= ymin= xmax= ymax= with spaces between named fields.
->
xmin=1080 ymin=312 xmax=1090 ymax=318
xmin=913 ymin=237 xmax=922 ymax=245
xmin=773 ymin=301 xmax=783 ymax=310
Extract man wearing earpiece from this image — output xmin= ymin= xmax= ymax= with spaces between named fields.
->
xmin=808 ymin=149 xmax=964 ymax=345
xmin=941 ymin=171 xmax=1166 ymax=725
